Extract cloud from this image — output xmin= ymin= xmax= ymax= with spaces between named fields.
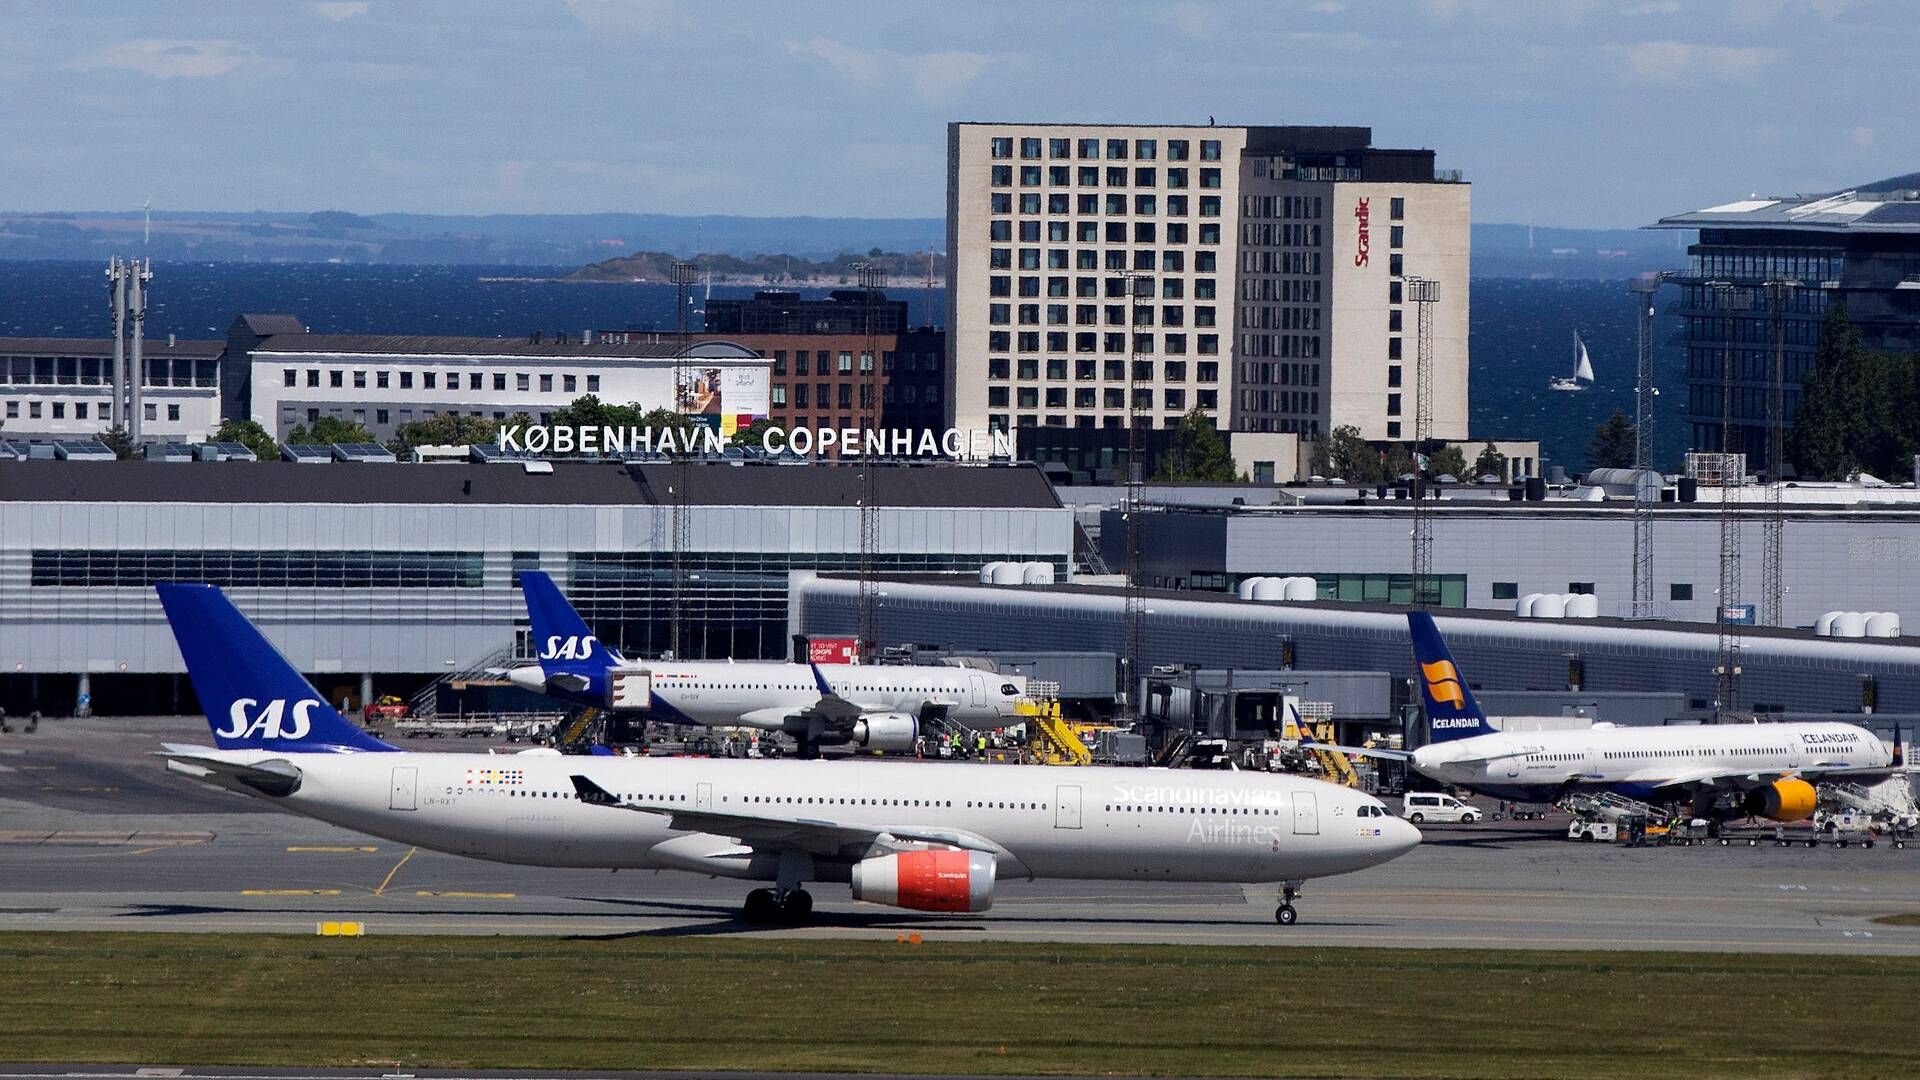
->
xmin=69 ymin=39 xmax=254 ymax=79
xmin=309 ymin=1 xmax=369 ymax=21
xmin=1617 ymin=40 xmax=1784 ymax=83
xmin=564 ymin=0 xmax=690 ymax=39
xmin=1850 ymin=125 xmax=1874 ymax=149
xmin=786 ymin=37 xmax=990 ymax=104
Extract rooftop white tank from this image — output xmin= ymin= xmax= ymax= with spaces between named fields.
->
xmin=1833 ymin=611 xmax=1868 ymax=638
xmin=1866 ymin=611 xmax=1902 ymax=638
xmin=1249 ymin=577 xmax=1288 ymax=601
xmin=1565 ymin=593 xmax=1600 ymax=619
xmin=1021 ymin=562 xmax=1055 ymax=585
xmin=1816 ymin=611 xmax=1841 ymax=637
xmin=990 ymin=562 xmax=1026 ymax=586
xmin=979 ymin=562 xmax=1007 ymax=585
xmin=1530 ymin=593 xmax=1568 ymax=619
xmin=1282 ymin=576 xmax=1317 ymax=601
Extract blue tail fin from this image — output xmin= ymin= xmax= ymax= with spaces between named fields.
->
xmin=155 ymin=583 xmax=396 ymax=753
xmin=1407 ymin=612 xmax=1490 ymax=743
xmin=519 ymin=571 xmax=620 ymax=672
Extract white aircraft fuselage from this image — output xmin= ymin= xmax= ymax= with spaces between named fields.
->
xmin=173 ymin=749 xmax=1419 ymax=886
xmin=1414 ymin=720 xmax=1893 ymax=803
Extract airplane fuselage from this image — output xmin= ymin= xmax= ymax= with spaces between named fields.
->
xmin=512 ymin=660 xmax=1029 ymax=732
xmin=179 ymin=750 xmax=1417 ymax=885
xmin=1414 ymin=721 xmax=1892 ymax=802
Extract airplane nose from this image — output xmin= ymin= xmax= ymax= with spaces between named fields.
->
xmin=506 ymin=664 xmax=547 ymax=693
xmin=1387 ymin=816 xmax=1422 ymax=857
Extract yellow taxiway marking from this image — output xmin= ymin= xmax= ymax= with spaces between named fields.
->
xmin=415 ymin=890 xmax=517 ymax=899
xmin=287 ymin=845 xmax=379 ymax=853
xmin=373 ymin=846 xmax=417 ymax=897
xmin=240 ymin=889 xmax=343 ymax=896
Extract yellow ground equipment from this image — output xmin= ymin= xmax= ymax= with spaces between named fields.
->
xmin=555 ymin=706 xmax=600 ymax=751
xmin=1284 ymin=702 xmax=1361 ymax=788
xmin=1018 ymin=691 xmax=1093 ymax=766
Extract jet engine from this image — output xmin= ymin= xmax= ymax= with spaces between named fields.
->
xmin=849 ymin=713 xmax=918 ymax=753
xmin=1742 ymin=777 xmax=1819 ymax=822
xmin=850 ymin=849 xmax=996 ymax=912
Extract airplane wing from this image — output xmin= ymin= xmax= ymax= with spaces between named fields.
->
xmin=157 ymin=745 xmax=303 ymax=796
xmin=1299 ymin=738 xmax=1413 ymax=762
xmin=569 ymin=774 xmax=1013 ymax=863
xmin=1648 ymin=763 xmax=1898 ymax=792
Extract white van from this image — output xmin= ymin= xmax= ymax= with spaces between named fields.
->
xmin=1402 ymin=792 xmax=1482 ymax=824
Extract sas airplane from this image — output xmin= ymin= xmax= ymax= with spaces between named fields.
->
xmin=151 ymin=583 xmax=1419 ymax=926
xmin=1326 ymin=612 xmax=1898 ymax=824
xmin=505 ymin=571 xmax=1026 ymax=756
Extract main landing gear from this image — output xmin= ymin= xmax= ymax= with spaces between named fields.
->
xmin=743 ymin=887 xmax=814 ymax=924
xmin=1275 ymin=882 xmax=1302 ymax=926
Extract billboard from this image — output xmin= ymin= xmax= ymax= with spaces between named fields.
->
xmin=678 ymin=364 xmax=769 ymax=437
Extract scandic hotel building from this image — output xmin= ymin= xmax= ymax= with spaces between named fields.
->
xmin=946 ymin=123 xmax=1470 ymax=443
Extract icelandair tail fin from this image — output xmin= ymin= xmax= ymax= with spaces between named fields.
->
xmin=1407 ymin=611 xmax=1490 ymax=744
xmin=519 ymin=570 xmax=620 ymax=671
xmin=154 ymin=583 xmax=396 ymax=753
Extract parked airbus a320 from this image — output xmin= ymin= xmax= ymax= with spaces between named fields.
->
xmin=506 ymin=571 xmax=1026 ymax=756
xmin=152 ymin=584 xmax=1419 ymax=926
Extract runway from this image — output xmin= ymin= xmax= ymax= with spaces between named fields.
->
xmin=3 ymin=717 xmax=1919 ymax=953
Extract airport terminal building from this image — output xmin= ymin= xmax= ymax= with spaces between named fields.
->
xmin=0 ymin=458 xmax=1072 ymax=715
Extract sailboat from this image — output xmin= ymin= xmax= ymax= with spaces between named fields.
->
xmin=1548 ymin=330 xmax=1595 ymax=392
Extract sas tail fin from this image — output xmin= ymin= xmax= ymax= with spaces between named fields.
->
xmin=1407 ymin=611 xmax=1490 ymax=744
xmin=519 ymin=571 xmax=621 ymax=672
xmin=154 ymin=583 xmax=396 ymax=753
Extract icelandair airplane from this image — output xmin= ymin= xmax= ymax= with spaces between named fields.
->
xmin=1330 ymin=612 xmax=1898 ymax=823
xmin=151 ymin=584 xmax=1418 ymax=926
xmin=505 ymin=571 xmax=1027 ymax=756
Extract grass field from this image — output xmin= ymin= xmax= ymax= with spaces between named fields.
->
xmin=1 ymin=933 xmax=1917 ymax=1078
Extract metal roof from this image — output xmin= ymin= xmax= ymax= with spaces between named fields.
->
xmin=0 ymin=460 xmax=1063 ymax=509
xmin=0 ymin=337 xmax=224 ymax=358
xmin=250 ymin=334 xmax=760 ymax=360
xmin=1652 ymin=172 xmax=1920 ymax=233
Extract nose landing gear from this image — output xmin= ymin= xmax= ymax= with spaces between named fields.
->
xmin=1274 ymin=882 xmax=1302 ymax=926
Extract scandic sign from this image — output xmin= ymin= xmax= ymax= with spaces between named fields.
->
xmin=1353 ymin=197 xmax=1370 ymax=267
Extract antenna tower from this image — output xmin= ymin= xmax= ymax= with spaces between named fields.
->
xmin=669 ymin=259 xmax=699 ymax=659
xmin=1711 ymin=282 xmax=1753 ymax=718
xmin=1121 ymin=270 xmax=1153 ymax=709
xmin=854 ymin=262 xmax=887 ymax=659
xmin=1407 ymin=277 xmax=1440 ymax=607
xmin=1627 ymin=273 xmax=1665 ymax=619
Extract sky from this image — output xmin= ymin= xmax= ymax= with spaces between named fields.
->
xmin=1 ymin=0 xmax=1912 ymax=228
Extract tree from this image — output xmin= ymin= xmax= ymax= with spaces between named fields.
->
xmin=285 ymin=416 xmax=375 ymax=445
xmin=1472 ymin=441 xmax=1507 ymax=480
xmin=1427 ymin=444 xmax=1468 ymax=480
xmin=730 ymin=416 xmax=778 ymax=449
xmin=1311 ymin=424 xmax=1381 ymax=483
xmin=1382 ymin=444 xmax=1415 ymax=481
xmin=98 ymin=424 xmax=136 ymax=460
xmin=213 ymin=418 xmax=279 ymax=462
xmin=1586 ymin=411 xmax=1637 ymax=471
xmin=388 ymin=413 xmax=500 ymax=453
xmin=1153 ymin=408 xmax=1237 ymax=482
xmin=1787 ymin=301 xmax=1913 ymax=480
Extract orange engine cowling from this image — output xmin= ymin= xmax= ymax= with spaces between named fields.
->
xmin=850 ymin=849 xmax=996 ymax=912
xmin=1743 ymin=777 xmax=1819 ymax=822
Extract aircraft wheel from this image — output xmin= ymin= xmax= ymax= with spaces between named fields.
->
xmin=743 ymin=888 xmax=778 ymax=923
xmin=1275 ymin=903 xmax=1297 ymax=926
xmin=781 ymin=888 xmax=814 ymax=923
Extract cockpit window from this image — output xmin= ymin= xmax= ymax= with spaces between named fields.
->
xmin=1001 ymin=683 xmax=1020 ymax=696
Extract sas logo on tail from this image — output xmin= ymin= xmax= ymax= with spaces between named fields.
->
xmin=1420 ymin=659 xmax=1468 ymax=709
xmin=540 ymin=635 xmax=598 ymax=661
xmin=221 ymin=698 xmax=320 ymax=740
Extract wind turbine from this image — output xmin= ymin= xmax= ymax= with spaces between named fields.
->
xmin=142 ymin=198 xmax=152 ymax=247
